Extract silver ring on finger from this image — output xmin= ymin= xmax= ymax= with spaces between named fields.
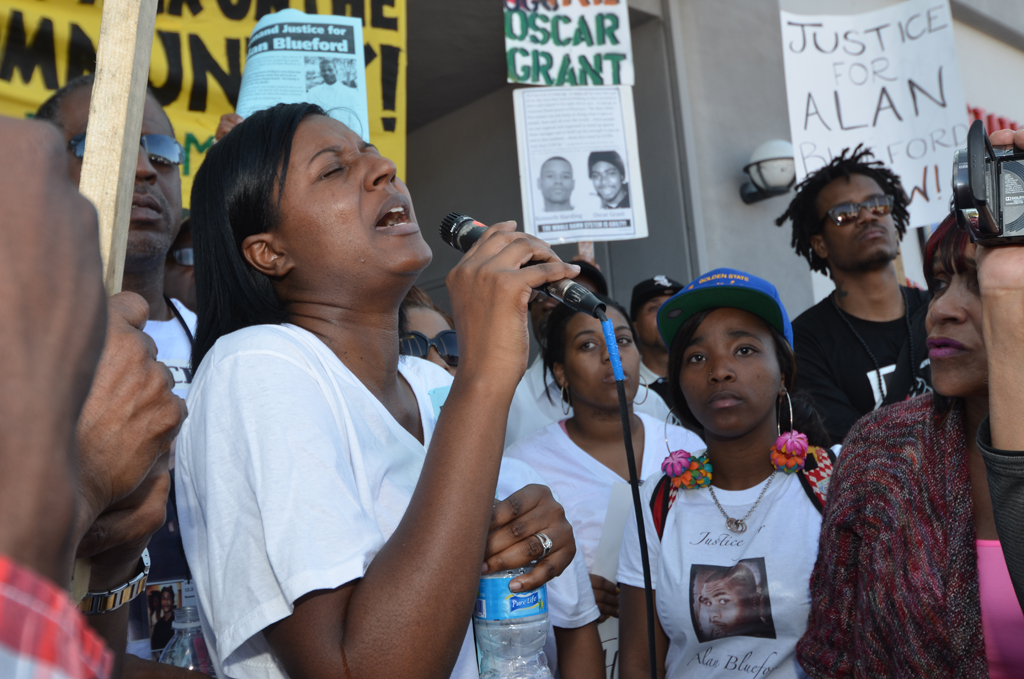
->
xmin=534 ymin=532 xmax=553 ymax=560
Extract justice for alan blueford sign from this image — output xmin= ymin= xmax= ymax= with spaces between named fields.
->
xmin=780 ymin=0 xmax=968 ymax=227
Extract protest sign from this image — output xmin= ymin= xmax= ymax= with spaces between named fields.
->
xmin=237 ymin=9 xmax=369 ymax=140
xmin=0 ymin=0 xmax=406 ymax=205
xmin=504 ymin=0 xmax=633 ymax=87
xmin=513 ymin=85 xmax=647 ymax=245
xmin=780 ymin=0 xmax=968 ymax=228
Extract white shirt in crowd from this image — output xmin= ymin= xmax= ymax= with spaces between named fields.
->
xmin=505 ymin=413 xmax=703 ymax=572
xmin=143 ymin=298 xmax=196 ymax=399
xmin=175 ymin=324 xmax=597 ymax=679
xmin=505 ymin=356 xmax=673 ymax=449
xmin=638 ymin=360 xmax=663 ymax=393
xmin=618 ymin=470 xmax=822 ymax=679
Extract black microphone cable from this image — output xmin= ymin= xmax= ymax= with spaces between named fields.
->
xmin=596 ymin=305 xmax=658 ymax=679
xmin=440 ymin=213 xmax=658 ymax=679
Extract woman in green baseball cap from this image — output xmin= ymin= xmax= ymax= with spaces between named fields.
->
xmin=617 ymin=268 xmax=831 ymax=679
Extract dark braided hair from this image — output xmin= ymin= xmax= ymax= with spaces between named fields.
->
xmin=775 ymin=145 xmax=910 ymax=274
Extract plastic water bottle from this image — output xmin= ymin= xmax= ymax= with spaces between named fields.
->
xmin=474 ymin=566 xmax=553 ymax=679
xmin=157 ymin=605 xmax=217 ymax=676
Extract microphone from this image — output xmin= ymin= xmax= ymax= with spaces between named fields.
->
xmin=439 ymin=212 xmax=606 ymax=318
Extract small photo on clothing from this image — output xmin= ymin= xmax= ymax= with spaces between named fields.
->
xmin=689 ymin=558 xmax=777 ymax=642
xmin=146 ymin=580 xmax=185 ymax=655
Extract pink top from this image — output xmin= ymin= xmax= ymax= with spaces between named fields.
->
xmin=977 ymin=540 xmax=1024 ymax=679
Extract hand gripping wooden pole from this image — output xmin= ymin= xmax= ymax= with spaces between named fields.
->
xmin=70 ymin=0 xmax=159 ymax=602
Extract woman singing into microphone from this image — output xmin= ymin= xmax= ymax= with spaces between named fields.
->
xmin=176 ymin=103 xmax=589 ymax=679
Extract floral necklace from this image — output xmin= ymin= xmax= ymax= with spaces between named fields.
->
xmin=661 ymin=431 xmax=810 ymax=533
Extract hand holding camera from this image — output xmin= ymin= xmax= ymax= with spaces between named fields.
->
xmin=957 ymin=127 xmax=1024 ymax=295
xmin=952 ymin=121 xmax=1024 ymax=244
xmin=959 ymin=126 xmax=1024 ymax=456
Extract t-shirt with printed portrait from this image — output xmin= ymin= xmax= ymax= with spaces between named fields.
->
xmin=618 ymin=471 xmax=821 ymax=678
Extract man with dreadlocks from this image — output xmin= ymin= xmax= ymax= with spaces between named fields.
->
xmin=776 ymin=146 xmax=930 ymax=443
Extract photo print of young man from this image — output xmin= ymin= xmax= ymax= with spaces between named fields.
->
xmin=588 ymin=150 xmax=630 ymax=209
xmin=537 ymin=155 xmax=576 ymax=212
xmin=689 ymin=558 xmax=777 ymax=642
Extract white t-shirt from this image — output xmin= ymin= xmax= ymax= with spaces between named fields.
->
xmin=505 ymin=413 xmax=704 ymax=572
xmin=618 ymin=470 xmax=821 ymax=679
xmin=176 ymin=324 xmax=596 ymax=679
xmin=505 ymin=356 xmax=673 ymax=449
xmin=143 ymin=298 xmax=196 ymax=399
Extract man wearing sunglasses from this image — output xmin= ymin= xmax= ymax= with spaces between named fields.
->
xmin=36 ymin=75 xmax=200 ymax=679
xmin=36 ymin=75 xmax=195 ymax=399
xmin=776 ymin=146 xmax=930 ymax=443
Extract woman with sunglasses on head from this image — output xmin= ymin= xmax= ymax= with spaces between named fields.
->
xmin=399 ymin=287 xmax=605 ymax=678
xmin=505 ymin=294 xmax=704 ymax=624
xmin=615 ymin=269 xmax=834 ymax=679
xmin=797 ymin=216 xmax=1024 ymax=679
xmin=175 ymin=103 xmax=588 ymax=679
xmin=401 ymin=286 xmax=459 ymax=376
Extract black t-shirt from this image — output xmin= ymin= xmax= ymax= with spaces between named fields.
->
xmin=650 ymin=376 xmax=671 ymax=405
xmin=792 ymin=287 xmax=931 ymax=443
xmin=126 ymin=476 xmax=193 ymax=659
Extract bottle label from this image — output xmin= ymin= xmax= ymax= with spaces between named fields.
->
xmin=474 ymin=578 xmax=547 ymax=621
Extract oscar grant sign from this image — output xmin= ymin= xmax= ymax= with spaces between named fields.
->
xmin=504 ymin=0 xmax=633 ymax=87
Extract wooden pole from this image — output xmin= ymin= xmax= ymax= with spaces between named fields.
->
xmin=78 ymin=0 xmax=159 ymax=297
xmin=577 ymin=241 xmax=595 ymax=265
xmin=70 ymin=0 xmax=159 ymax=601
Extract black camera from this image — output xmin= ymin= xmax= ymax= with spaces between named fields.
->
xmin=951 ymin=119 xmax=1024 ymax=244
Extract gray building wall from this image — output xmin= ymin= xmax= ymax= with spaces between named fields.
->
xmin=662 ymin=0 xmax=816 ymax=315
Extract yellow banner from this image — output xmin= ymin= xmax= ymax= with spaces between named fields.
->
xmin=0 ymin=0 xmax=406 ymax=206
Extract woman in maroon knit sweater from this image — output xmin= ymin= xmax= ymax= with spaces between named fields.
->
xmin=797 ymin=216 xmax=1024 ymax=677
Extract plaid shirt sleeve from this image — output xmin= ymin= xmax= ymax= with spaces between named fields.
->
xmin=0 ymin=555 xmax=112 ymax=679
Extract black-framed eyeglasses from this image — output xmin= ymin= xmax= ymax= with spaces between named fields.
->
xmin=822 ymin=194 xmax=894 ymax=227
xmin=172 ymin=247 xmax=193 ymax=266
xmin=68 ymin=133 xmax=184 ymax=167
xmin=400 ymin=330 xmax=459 ymax=367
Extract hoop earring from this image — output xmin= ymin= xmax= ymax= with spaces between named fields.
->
xmin=634 ymin=375 xmax=649 ymax=405
xmin=776 ymin=390 xmax=794 ymax=435
xmin=664 ymin=409 xmax=675 ymax=455
xmin=560 ymin=385 xmax=572 ymax=416
xmin=770 ymin=390 xmax=808 ymax=474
